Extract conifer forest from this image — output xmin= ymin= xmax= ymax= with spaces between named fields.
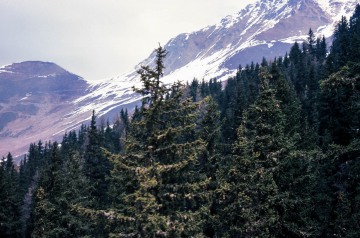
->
xmin=1 ymin=5 xmax=360 ymax=238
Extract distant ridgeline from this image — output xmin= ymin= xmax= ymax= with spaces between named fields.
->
xmin=1 ymin=5 xmax=360 ymax=238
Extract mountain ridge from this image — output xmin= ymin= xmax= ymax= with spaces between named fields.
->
xmin=108 ymin=0 xmax=359 ymax=84
xmin=79 ymin=0 xmax=359 ymax=120
xmin=0 ymin=61 xmax=89 ymax=158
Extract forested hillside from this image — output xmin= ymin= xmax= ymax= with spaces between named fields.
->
xmin=1 ymin=5 xmax=360 ymax=238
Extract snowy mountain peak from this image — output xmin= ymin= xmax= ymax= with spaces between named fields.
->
xmin=295 ymin=0 xmax=358 ymax=20
xmin=0 ymin=61 xmax=83 ymax=81
xmin=83 ymin=0 xmax=359 ymax=113
xmin=75 ymin=0 xmax=359 ymax=125
xmin=1 ymin=61 xmax=64 ymax=75
xmin=125 ymin=0 xmax=358 ymax=83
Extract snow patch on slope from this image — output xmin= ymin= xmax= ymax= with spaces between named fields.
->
xmin=316 ymin=0 xmax=360 ymax=37
xmin=80 ymin=0 xmax=360 ymax=122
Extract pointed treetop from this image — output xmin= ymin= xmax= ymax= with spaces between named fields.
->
xmin=134 ymin=45 xmax=168 ymax=107
xmin=259 ymin=67 xmax=272 ymax=91
xmin=155 ymin=44 xmax=167 ymax=79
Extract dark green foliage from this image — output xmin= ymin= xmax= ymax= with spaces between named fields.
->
xmin=189 ymin=78 xmax=199 ymax=102
xmin=216 ymin=70 xmax=288 ymax=237
xmin=106 ymin=46 xmax=208 ymax=237
xmin=270 ymin=61 xmax=302 ymax=140
xmin=314 ymin=140 xmax=360 ymax=237
xmin=3 ymin=6 xmax=360 ymax=237
xmin=219 ymin=63 xmax=261 ymax=144
xmin=316 ymin=36 xmax=327 ymax=61
xmin=31 ymin=143 xmax=96 ymax=238
xmin=84 ymin=110 xmax=111 ymax=207
xmin=196 ymin=96 xmax=222 ymax=237
xmin=319 ymin=63 xmax=360 ymax=145
xmin=326 ymin=17 xmax=351 ymax=74
xmin=349 ymin=4 xmax=360 ymax=63
xmin=307 ymin=28 xmax=316 ymax=55
xmin=0 ymin=153 xmax=22 ymax=237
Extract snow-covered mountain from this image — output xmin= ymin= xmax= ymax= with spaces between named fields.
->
xmin=80 ymin=0 xmax=359 ymax=117
xmin=1 ymin=0 xmax=359 ymax=159
xmin=0 ymin=61 xmax=89 ymax=157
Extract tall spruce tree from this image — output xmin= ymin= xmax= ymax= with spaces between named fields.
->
xmin=32 ymin=143 xmax=63 ymax=237
xmin=0 ymin=153 xmax=21 ymax=237
xmin=349 ymin=4 xmax=360 ymax=63
xmin=107 ymin=45 xmax=208 ymax=237
xmin=216 ymin=69 xmax=286 ymax=237
xmin=84 ymin=110 xmax=111 ymax=208
xmin=326 ymin=16 xmax=350 ymax=74
xmin=319 ymin=63 xmax=360 ymax=145
xmin=197 ymin=96 xmax=222 ymax=237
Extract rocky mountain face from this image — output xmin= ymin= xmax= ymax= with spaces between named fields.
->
xmin=0 ymin=61 xmax=141 ymax=159
xmin=1 ymin=0 xmax=359 ymax=159
xmin=84 ymin=0 xmax=359 ymax=120
xmin=146 ymin=0 xmax=360 ymax=81
xmin=0 ymin=61 xmax=89 ymax=157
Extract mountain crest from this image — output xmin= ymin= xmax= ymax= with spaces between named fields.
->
xmin=0 ymin=61 xmax=69 ymax=75
xmin=79 ymin=0 xmax=359 ymax=124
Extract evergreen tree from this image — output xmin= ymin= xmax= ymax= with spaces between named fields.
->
xmin=84 ymin=110 xmax=111 ymax=207
xmin=78 ymin=124 xmax=88 ymax=154
xmin=60 ymin=152 xmax=95 ymax=237
xmin=307 ymin=28 xmax=316 ymax=56
xmin=0 ymin=153 xmax=21 ymax=237
xmin=349 ymin=4 xmax=360 ymax=63
xmin=32 ymin=143 xmax=63 ymax=237
xmin=189 ymin=78 xmax=199 ymax=102
xmin=31 ymin=186 xmax=54 ymax=238
xmin=216 ymin=69 xmax=286 ymax=237
xmin=107 ymin=45 xmax=208 ymax=237
xmin=270 ymin=61 xmax=302 ymax=140
xmin=315 ymin=36 xmax=327 ymax=61
xmin=32 ymin=142 xmax=95 ymax=237
xmin=289 ymin=41 xmax=304 ymax=96
xmin=197 ymin=96 xmax=223 ymax=237
xmin=200 ymin=79 xmax=210 ymax=98
xmin=319 ymin=63 xmax=360 ymax=145
xmin=326 ymin=16 xmax=350 ymax=74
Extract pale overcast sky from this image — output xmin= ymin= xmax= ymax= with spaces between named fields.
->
xmin=0 ymin=0 xmax=256 ymax=81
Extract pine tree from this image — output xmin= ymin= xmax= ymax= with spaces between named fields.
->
xmin=32 ymin=143 xmax=63 ymax=237
xmin=200 ymin=79 xmax=210 ymax=98
xmin=216 ymin=67 xmax=322 ymax=237
xmin=216 ymin=69 xmax=286 ymax=237
xmin=60 ymin=152 xmax=95 ymax=237
xmin=197 ymin=96 xmax=222 ymax=237
xmin=270 ymin=61 xmax=302 ymax=140
xmin=349 ymin=4 xmax=360 ymax=63
xmin=319 ymin=63 xmax=360 ymax=145
xmin=78 ymin=124 xmax=87 ymax=154
xmin=326 ymin=16 xmax=350 ymax=74
xmin=289 ymin=41 xmax=305 ymax=95
xmin=315 ymin=36 xmax=327 ymax=61
xmin=220 ymin=77 xmax=240 ymax=143
xmin=31 ymin=186 xmax=54 ymax=238
xmin=32 ymin=142 xmax=96 ymax=237
xmin=189 ymin=78 xmax=199 ymax=102
xmin=84 ymin=110 xmax=111 ymax=207
xmin=107 ymin=45 xmax=208 ymax=237
xmin=307 ymin=28 xmax=316 ymax=56
xmin=0 ymin=153 xmax=21 ymax=237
